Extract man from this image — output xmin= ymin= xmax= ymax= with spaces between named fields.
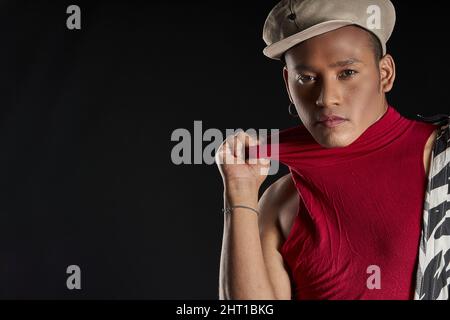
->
xmin=216 ymin=0 xmax=447 ymax=300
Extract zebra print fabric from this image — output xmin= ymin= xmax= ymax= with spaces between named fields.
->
xmin=414 ymin=114 xmax=450 ymax=300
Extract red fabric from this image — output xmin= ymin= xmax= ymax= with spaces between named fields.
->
xmin=250 ymin=106 xmax=437 ymax=299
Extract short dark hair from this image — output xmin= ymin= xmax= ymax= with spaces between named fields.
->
xmin=280 ymin=29 xmax=383 ymax=66
xmin=366 ymin=30 xmax=383 ymax=63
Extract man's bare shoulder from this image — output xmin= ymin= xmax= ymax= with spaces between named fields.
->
xmin=259 ymin=174 xmax=299 ymax=240
xmin=260 ymin=174 xmax=297 ymax=207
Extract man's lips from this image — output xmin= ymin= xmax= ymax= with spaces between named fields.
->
xmin=316 ymin=115 xmax=348 ymax=128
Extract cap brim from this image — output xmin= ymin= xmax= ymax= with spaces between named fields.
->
xmin=263 ymin=20 xmax=356 ymax=60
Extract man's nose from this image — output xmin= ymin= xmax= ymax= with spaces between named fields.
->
xmin=315 ymin=79 xmax=341 ymax=108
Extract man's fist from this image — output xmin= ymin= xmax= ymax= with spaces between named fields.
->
xmin=215 ymin=131 xmax=271 ymax=193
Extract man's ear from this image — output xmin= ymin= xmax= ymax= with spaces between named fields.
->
xmin=379 ymin=54 xmax=396 ymax=93
xmin=283 ymin=66 xmax=294 ymax=103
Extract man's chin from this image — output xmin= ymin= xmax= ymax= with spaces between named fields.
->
xmin=315 ymin=134 xmax=356 ymax=149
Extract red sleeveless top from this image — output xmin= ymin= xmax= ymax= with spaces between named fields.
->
xmin=251 ymin=106 xmax=437 ymax=299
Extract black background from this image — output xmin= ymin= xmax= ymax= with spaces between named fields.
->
xmin=0 ymin=0 xmax=448 ymax=299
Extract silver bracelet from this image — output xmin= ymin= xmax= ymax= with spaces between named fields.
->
xmin=222 ymin=205 xmax=260 ymax=216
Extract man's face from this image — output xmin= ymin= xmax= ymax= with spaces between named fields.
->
xmin=283 ymin=25 xmax=393 ymax=148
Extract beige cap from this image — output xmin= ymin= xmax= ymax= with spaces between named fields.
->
xmin=263 ymin=0 xmax=396 ymax=60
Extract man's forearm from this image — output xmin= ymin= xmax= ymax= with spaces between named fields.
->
xmin=219 ymin=189 xmax=276 ymax=300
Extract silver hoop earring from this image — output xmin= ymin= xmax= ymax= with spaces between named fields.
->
xmin=288 ymin=102 xmax=299 ymax=118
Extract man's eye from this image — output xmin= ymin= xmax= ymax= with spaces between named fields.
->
xmin=296 ymin=74 xmax=316 ymax=84
xmin=338 ymin=69 xmax=358 ymax=79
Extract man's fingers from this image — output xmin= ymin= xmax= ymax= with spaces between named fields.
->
xmin=235 ymin=131 xmax=259 ymax=147
xmin=234 ymin=135 xmax=246 ymax=164
xmin=258 ymin=157 xmax=271 ymax=166
xmin=215 ymin=137 xmax=234 ymax=166
xmin=216 ymin=131 xmax=268 ymax=166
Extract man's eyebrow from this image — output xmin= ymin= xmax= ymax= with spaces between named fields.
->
xmin=293 ymin=64 xmax=317 ymax=72
xmin=293 ymin=58 xmax=363 ymax=72
xmin=328 ymin=58 xmax=364 ymax=68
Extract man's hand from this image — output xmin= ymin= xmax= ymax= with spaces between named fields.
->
xmin=215 ymin=131 xmax=271 ymax=201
